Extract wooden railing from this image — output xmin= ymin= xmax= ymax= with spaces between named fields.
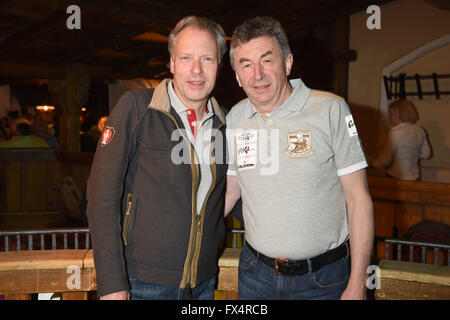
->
xmin=0 ymin=249 xmax=96 ymax=300
xmin=2 ymin=246 xmax=449 ymax=300
xmin=0 ymin=228 xmax=91 ymax=252
xmin=375 ymin=259 xmax=450 ymax=300
xmin=0 ymin=247 xmax=241 ymax=300
xmin=368 ymin=176 xmax=450 ymax=260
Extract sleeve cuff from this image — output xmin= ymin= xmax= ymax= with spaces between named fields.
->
xmin=337 ymin=160 xmax=368 ymax=176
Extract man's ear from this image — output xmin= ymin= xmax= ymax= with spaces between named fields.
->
xmin=169 ymin=57 xmax=174 ymax=74
xmin=285 ymin=53 xmax=293 ymax=76
xmin=235 ymin=72 xmax=242 ymax=88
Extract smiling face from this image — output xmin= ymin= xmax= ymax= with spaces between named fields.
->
xmin=170 ymin=26 xmax=219 ymax=111
xmin=233 ymin=36 xmax=293 ymax=113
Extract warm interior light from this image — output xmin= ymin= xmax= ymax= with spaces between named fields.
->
xmin=36 ymin=105 xmax=55 ymax=112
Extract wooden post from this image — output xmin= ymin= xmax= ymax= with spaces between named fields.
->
xmin=332 ymin=16 xmax=354 ymax=99
xmin=48 ymin=79 xmax=67 ymax=149
xmin=217 ymin=248 xmax=240 ymax=300
xmin=48 ymin=64 xmax=90 ymax=152
xmin=65 ymin=64 xmax=90 ymax=152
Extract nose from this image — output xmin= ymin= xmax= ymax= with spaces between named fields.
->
xmin=254 ymin=63 xmax=264 ymax=81
xmin=191 ymin=58 xmax=202 ymax=76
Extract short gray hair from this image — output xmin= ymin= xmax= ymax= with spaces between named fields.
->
xmin=230 ymin=16 xmax=291 ymax=70
xmin=168 ymin=16 xmax=227 ymax=65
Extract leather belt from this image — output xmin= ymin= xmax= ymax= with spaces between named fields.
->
xmin=246 ymin=240 xmax=349 ymax=276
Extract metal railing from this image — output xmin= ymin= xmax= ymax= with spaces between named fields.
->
xmin=1 ymin=227 xmax=240 ymax=252
xmin=0 ymin=228 xmax=91 ymax=252
xmin=384 ymin=238 xmax=450 ymax=266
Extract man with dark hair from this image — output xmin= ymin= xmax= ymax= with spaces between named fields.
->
xmin=225 ymin=17 xmax=374 ymax=300
xmin=86 ymin=16 xmax=230 ymax=300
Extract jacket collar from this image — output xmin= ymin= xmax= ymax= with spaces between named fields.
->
xmin=148 ymin=78 xmax=226 ymax=124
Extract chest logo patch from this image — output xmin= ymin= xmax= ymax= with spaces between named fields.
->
xmin=236 ymin=129 xmax=257 ymax=170
xmin=284 ymin=129 xmax=314 ymax=159
xmin=101 ymin=126 xmax=116 ymax=147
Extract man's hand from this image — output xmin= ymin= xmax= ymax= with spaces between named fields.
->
xmin=340 ymin=282 xmax=367 ymax=300
xmin=339 ymin=169 xmax=374 ymax=301
xmin=100 ymin=290 xmax=130 ymax=300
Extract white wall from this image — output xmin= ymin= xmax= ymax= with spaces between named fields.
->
xmin=348 ymin=0 xmax=450 ymax=173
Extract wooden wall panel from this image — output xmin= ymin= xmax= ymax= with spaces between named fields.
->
xmin=5 ymin=161 xmax=21 ymax=212
xmin=0 ymin=161 xmax=6 ymax=213
xmin=47 ymin=160 xmax=64 ymax=211
xmin=373 ymin=201 xmax=396 ymax=237
xmin=394 ymin=203 xmax=424 ymax=238
xmin=424 ymin=205 xmax=450 ymax=226
xmin=21 ymin=161 xmax=48 ymax=212
xmin=0 ymin=150 xmax=93 ymax=228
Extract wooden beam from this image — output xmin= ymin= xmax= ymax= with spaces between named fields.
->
xmin=331 ymin=16 xmax=350 ymax=98
xmin=0 ymin=60 xmax=111 ymax=79
xmin=284 ymin=0 xmax=394 ymax=40
xmin=0 ymin=61 xmax=63 ymax=78
xmin=8 ymin=0 xmax=176 ymax=29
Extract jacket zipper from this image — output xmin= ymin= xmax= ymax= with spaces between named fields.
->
xmin=122 ymin=193 xmax=133 ymax=246
xmin=185 ymin=123 xmax=224 ymax=290
xmin=151 ymin=107 xmax=225 ymax=290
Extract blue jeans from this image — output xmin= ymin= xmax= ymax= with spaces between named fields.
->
xmin=129 ymin=277 xmax=215 ymax=300
xmin=238 ymin=244 xmax=350 ymax=300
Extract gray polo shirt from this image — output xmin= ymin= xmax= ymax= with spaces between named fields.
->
xmin=168 ymin=81 xmax=214 ymax=215
xmin=226 ymin=79 xmax=367 ymax=259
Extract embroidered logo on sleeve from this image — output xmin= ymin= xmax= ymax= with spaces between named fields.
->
xmin=284 ymin=129 xmax=314 ymax=159
xmin=345 ymin=115 xmax=358 ymax=137
xmin=236 ymin=129 xmax=257 ymax=170
xmin=101 ymin=126 xmax=116 ymax=147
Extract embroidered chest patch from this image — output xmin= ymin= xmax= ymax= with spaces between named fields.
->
xmin=101 ymin=126 xmax=116 ymax=147
xmin=283 ymin=129 xmax=314 ymax=159
xmin=236 ymin=129 xmax=258 ymax=170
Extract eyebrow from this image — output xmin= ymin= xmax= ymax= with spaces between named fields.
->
xmin=238 ymin=57 xmax=251 ymax=65
xmin=238 ymin=50 xmax=275 ymax=65
xmin=261 ymin=50 xmax=274 ymax=58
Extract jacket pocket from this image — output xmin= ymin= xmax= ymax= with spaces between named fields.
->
xmin=122 ymin=193 xmax=133 ymax=246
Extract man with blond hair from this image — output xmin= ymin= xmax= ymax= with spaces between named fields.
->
xmin=87 ymin=16 xmax=229 ymax=300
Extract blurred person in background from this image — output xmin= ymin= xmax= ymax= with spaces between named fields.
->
xmin=370 ymin=99 xmax=431 ymax=181
xmin=0 ymin=120 xmax=49 ymax=148
xmin=33 ymin=112 xmax=59 ymax=148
